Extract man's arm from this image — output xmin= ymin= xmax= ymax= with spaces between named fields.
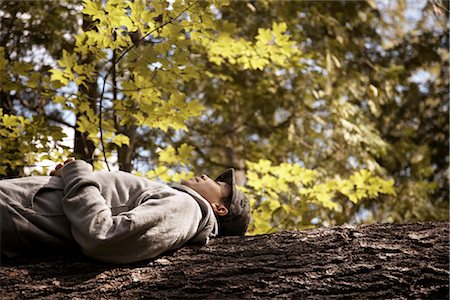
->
xmin=59 ymin=160 xmax=202 ymax=264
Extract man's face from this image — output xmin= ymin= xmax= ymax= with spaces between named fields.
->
xmin=181 ymin=174 xmax=231 ymax=216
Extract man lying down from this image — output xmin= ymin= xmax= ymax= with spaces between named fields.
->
xmin=0 ymin=158 xmax=251 ymax=264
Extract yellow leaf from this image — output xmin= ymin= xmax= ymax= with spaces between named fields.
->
xmin=83 ymin=0 xmax=105 ymax=22
xmin=58 ymin=50 xmax=77 ymax=69
xmin=53 ymin=96 xmax=67 ymax=105
xmin=256 ymin=28 xmax=273 ymax=45
xmin=178 ymin=143 xmax=194 ymax=161
xmin=50 ymin=69 xmax=69 ymax=86
xmin=380 ymin=178 xmax=396 ymax=195
xmin=146 ymin=166 xmax=169 ymax=179
xmin=272 ymin=22 xmax=287 ymax=35
xmin=158 ymin=146 xmax=177 ymax=164
xmin=170 ymin=171 xmax=195 ymax=183
xmin=112 ymin=134 xmax=130 ymax=147
xmin=2 ymin=114 xmax=19 ymax=128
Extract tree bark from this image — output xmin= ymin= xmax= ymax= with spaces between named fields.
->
xmin=1 ymin=222 xmax=448 ymax=299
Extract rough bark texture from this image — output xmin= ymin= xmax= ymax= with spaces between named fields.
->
xmin=1 ymin=222 xmax=448 ymax=299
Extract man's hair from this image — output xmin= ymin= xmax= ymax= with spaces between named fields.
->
xmin=216 ymin=195 xmax=232 ymax=235
xmin=215 ymin=169 xmax=251 ymax=236
xmin=220 ymin=195 xmax=232 ymax=209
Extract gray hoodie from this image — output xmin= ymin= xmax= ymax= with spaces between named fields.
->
xmin=0 ymin=160 xmax=218 ymax=264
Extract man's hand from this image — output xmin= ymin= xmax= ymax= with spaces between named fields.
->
xmin=50 ymin=158 xmax=75 ymax=177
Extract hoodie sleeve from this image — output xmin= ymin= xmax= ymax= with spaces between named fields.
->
xmin=60 ymin=160 xmax=202 ymax=264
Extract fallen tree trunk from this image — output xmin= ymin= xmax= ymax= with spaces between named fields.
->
xmin=1 ymin=222 xmax=448 ymax=299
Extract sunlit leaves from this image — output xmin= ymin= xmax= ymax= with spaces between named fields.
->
xmin=145 ymin=143 xmax=195 ymax=182
xmin=76 ymin=115 xmax=98 ymax=138
xmin=0 ymin=110 xmax=68 ymax=176
xmin=44 ymin=0 xmax=212 ymax=164
xmin=50 ymin=50 xmax=96 ymax=88
xmin=245 ymin=159 xmax=396 ymax=235
xmin=128 ymin=0 xmax=155 ymax=33
xmin=203 ymin=22 xmax=299 ymax=70
xmin=111 ymin=134 xmax=130 ymax=147
xmin=82 ymin=0 xmax=102 ymax=19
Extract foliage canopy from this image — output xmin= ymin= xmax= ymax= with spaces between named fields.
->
xmin=0 ymin=0 xmax=448 ymax=234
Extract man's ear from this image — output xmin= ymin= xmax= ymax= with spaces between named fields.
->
xmin=212 ymin=204 xmax=228 ymax=217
